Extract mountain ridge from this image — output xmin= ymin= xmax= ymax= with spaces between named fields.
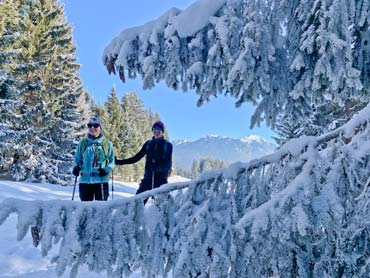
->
xmin=172 ymin=134 xmax=277 ymax=169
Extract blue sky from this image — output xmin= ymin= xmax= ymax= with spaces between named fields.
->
xmin=61 ymin=0 xmax=275 ymax=141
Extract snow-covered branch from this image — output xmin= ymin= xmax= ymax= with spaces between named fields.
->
xmin=103 ymin=0 xmax=369 ymax=128
xmin=2 ymin=102 xmax=370 ymax=277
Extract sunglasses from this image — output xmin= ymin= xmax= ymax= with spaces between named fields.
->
xmin=152 ymin=128 xmax=162 ymax=132
xmin=87 ymin=123 xmax=100 ymax=128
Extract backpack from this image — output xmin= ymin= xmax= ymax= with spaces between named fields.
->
xmin=146 ymin=139 xmax=172 ymax=174
xmin=81 ymin=137 xmax=110 ymax=163
xmin=146 ymin=139 xmax=168 ymax=160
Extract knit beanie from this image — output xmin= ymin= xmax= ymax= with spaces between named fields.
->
xmin=152 ymin=120 xmax=165 ymax=132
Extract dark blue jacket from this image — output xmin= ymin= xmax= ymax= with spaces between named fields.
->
xmin=116 ymin=137 xmax=172 ymax=179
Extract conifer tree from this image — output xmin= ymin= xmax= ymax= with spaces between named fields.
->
xmin=104 ymin=86 xmax=123 ymax=168
xmin=90 ymin=101 xmax=110 ymax=138
xmin=104 ymin=0 xmax=369 ymax=140
xmin=39 ymin=0 xmax=88 ymax=184
xmin=0 ymin=0 xmax=88 ymax=184
xmin=198 ymin=158 xmax=224 ymax=174
xmin=190 ymin=159 xmax=199 ymax=179
xmin=0 ymin=0 xmax=26 ymax=175
xmin=119 ymin=92 xmax=148 ymax=181
xmin=91 ymin=100 xmax=107 ymax=121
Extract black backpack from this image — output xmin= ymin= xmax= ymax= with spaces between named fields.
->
xmin=146 ymin=139 xmax=172 ymax=174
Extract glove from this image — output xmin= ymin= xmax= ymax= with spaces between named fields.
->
xmin=98 ymin=167 xmax=108 ymax=177
xmin=72 ymin=165 xmax=81 ymax=176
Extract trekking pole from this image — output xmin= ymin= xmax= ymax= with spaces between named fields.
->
xmin=152 ymin=171 xmax=155 ymax=190
xmin=99 ymin=163 xmax=104 ymax=201
xmin=72 ymin=175 xmax=78 ymax=201
xmin=111 ymin=170 xmax=114 ymax=199
xmin=151 ymin=170 xmax=155 ymax=202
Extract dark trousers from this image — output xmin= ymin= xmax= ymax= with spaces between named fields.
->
xmin=136 ymin=175 xmax=167 ymax=204
xmin=79 ymin=183 xmax=109 ymax=201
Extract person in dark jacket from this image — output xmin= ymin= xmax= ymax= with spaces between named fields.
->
xmin=115 ymin=121 xmax=172 ymax=200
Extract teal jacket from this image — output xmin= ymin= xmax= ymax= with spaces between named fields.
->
xmin=74 ymin=134 xmax=115 ymax=184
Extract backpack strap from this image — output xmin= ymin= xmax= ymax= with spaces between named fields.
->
xmin=81 ymin=137 xmax=110 ymax=163
xmin=146 ymin=139 xmax=171 ymax=175
xmin=163 ymin=140 xmax=167 ymax=160
xmin=100 ymin=138 xmax=110 ymax=163
xmin=146 ymin=140 xmax=150 ymax=153
xmin=146 ymin=139 xmax=168 ymax=160
xmin=81 ymin=137 xmax=88 ymax=155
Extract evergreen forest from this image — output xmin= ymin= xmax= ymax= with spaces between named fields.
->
xmin=0 ymin=0 xmax=168 ymax=184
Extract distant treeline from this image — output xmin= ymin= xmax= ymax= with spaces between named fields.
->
xmin=176 ymin=157 xmax=225 ymax=179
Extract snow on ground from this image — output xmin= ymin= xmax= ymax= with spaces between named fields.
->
xmin=0 ymin=176 xmax=188 ymax=278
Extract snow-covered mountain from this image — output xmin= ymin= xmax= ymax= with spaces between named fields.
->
xmin=173 ymin=134 xmax=277 ymax=169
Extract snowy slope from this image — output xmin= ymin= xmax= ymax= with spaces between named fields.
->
xmin=0 ymin=180 xmax=133 ymax=278
xmin=173 ymin=134 xmax=276 ymax=169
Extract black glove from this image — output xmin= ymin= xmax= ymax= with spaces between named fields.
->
xmin=98 ymin=167 xmax=108 ymax=177
xmin=72 ymin=165 xmax=81 ymax=176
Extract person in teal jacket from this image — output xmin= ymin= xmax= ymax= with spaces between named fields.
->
xmin=72 ymin=117 xmax=115 ymax=201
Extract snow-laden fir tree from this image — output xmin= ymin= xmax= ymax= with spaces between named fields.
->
xmin=0 ymin=0 xmax=26 ymax=176
xmin=0 ymin=0 xmax=88 ymax=184
xmin=104 ymin=86 xmax=124 ymax=153
xmin=34 ymin=0 xmax=88 ymax=184
xmin=103 ymin=0 xmax=369 ymax=138
xmin=119 ymin=92 xmax=154 ymax=181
